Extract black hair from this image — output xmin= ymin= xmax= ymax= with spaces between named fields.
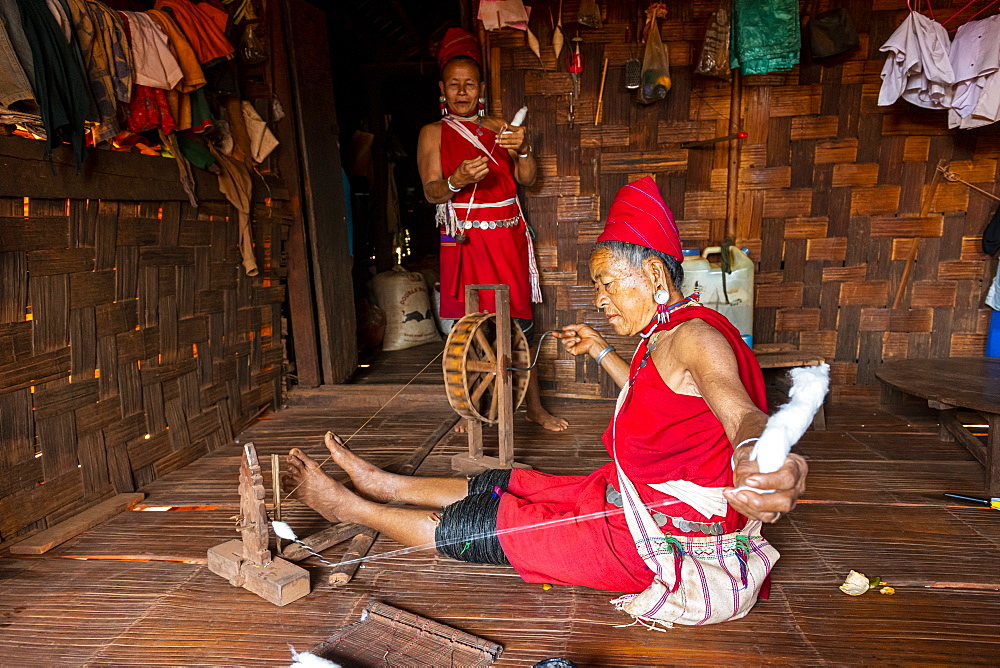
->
xmin=593 ymin=239 xmax=684 ymax=291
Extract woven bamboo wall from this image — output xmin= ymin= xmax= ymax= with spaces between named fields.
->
xmin=0 ymin=194 xmax=287 ymax=542
xmin=486 ymin=0 xmax=1000 ymax=402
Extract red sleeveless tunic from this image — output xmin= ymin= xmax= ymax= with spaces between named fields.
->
xmin=496 ymin=306 xmax=767 ymax=593
xmin=439 ymin=119 xmax=532 ymax=319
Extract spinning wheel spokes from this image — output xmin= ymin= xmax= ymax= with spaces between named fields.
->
xmin=442 ymin=312 xmax=531 ymax=424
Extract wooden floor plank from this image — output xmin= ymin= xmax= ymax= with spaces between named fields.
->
xmin=3 ymin=371 xmax=1000 ymax=665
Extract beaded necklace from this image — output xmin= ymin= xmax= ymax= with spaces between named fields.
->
xmin=626 ymin=297 xmax=701 ymax=391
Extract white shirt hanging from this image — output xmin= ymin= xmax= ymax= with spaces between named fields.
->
xmin=122 ymin=12 xmax=183 ymax=90
xmin=879 ymin=11 xmax=955 ymax=110
xmin=948 ymin=14 xmax=1000 ymax=129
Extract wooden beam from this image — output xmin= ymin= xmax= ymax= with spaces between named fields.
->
xmin=285 ymin=0 xmax=358 ymax=384
xmin=8 ymin=493 xmax=144 ymax=555
xmin=0 ymin=136 xmax=222 ymax=201
xmin=270 ymin=0 xmax=321 ymax=388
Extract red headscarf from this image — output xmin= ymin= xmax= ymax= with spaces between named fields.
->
xmin=598 ymin=177 xmax=682 ymax=260
xmin=437 ymin=27 xmax=482 ymax=71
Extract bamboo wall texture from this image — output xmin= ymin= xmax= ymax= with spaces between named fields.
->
xmin=486 ymin=0 xmax=1000 ymax=402
xmin=0 ymin=196 xmax=287 ymax=542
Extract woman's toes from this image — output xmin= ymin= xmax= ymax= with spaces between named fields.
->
xmin=324 ymin=431 xmax=348 ymax=456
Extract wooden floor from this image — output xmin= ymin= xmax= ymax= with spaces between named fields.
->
xmin=3 ymin=342 xmax=1000 ymax=666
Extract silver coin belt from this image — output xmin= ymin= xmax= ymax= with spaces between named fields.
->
xmin=605 ymin=484 xmax=725 ymax=536
xmin=454 ymin=215 xmax=521 ymax=231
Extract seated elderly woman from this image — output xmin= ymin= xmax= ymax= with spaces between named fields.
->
xmin=283 ymin=177 xmax=808 ymax=626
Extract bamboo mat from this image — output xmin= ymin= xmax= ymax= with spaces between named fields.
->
xmin=1 ymin=381 xmax=1000 ymax=665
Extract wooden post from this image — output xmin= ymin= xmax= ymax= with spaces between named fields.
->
xmin=495 ymin=285 xmax=513 ymax=468
xmin=451 ymin=285 xmax=528 ymax=474
xmin=271 ymin=453 xmax=282 ymax=554
xmin=260 ymin=0 xmax=320 ymax=387
xmin=464 ymin=285 xmax=483 ymax=452
xmin=725 ymin=70 xmax=743 ymax=241
xmin=883 ymin=158 xmax=947 ymax=344
xmin=284 ymin=0 xmax=358 ymax=383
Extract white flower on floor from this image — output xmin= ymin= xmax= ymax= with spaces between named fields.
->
xmin=839 ymin=570 xmax=872 ymax=596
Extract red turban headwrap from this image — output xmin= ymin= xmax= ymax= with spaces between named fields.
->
xmin=598 ymin=177 xmax=682 ymax=260
xmin=437 ymin=27 xmax=482 ymax=71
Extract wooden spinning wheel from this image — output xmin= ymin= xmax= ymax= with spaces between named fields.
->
xmin=443 ymin=313 xmax=530 ymax=424
xmin=445 ymin=284 xmax=531 ymax=474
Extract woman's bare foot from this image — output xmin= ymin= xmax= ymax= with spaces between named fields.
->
xmin=526 ymin=407 xmax=569 ymax=431
xmin=322 ymin=431 xmax=400 ymax=504
xmin=281 ymin=448 xmax=355 ymax=523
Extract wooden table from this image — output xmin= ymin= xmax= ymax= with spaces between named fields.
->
xmin=877 ymin=357 xmax=1000 ymax=496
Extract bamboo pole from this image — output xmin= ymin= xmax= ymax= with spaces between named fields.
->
xmin=883 ymin=158 xmax=948 ymax=345
xmin=594 ymin=57 xmax=609 ymax=125
xmin=725 ymin=70 xmax=743 ymax=241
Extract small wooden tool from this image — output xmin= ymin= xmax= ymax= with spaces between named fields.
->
xmin=208 ymin=443 xmax=310 ymax=606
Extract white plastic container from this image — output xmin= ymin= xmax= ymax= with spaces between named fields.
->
xmin=697 ymin=246 xmax=754 ymax=347
xmin=680 ymin=249 xmax=711 ymax=299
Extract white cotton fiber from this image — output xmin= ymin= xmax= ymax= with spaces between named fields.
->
xmin=288 ymin=647 xmax=341 ymax=668
xmin=272 ymin=520 xmax=298 ymax=541
xmin=750 ymin=363 xmax=830 ymax=474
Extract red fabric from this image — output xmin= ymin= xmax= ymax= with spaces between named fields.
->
xmin=119 ymin=11 xmax=176 ymax=135
xmin=127 ymin=85 xmax=176 ymax=134
xmin=154 ymin=0 xmax=234 ymax=65
xmin=439 ymin=119 xmax=531 ymax=319
xmin=437 ymin=27 xmax=482 ymax=69
xmin=597 ymin=176 xmax=682 ymax=260
xmin=497 ymin=306 xmax=767 ymax=593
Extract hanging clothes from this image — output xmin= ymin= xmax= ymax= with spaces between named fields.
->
xmin=16 ymin=0 xmax=91 ymax=166
xmin=878 ymin=11 xmax=955 ymax=110
xmin=153 ymin=0 xmax=233 ymax=66
xmin=63 ymin=0 xmax=120 ymax=143
xmin=45 ymin=0 xmax=74 ymax=43
xmin=92 ymin=1 xmax=132 ymax=104
xmin=0 ymin=12 xmax=36 ymax=109
xmin=0 ymin=0 xmax=35 ymax=85
xmin=121 ymin=11 xmax=182 ymax=89
xmin=209 ymin=145 xmax=259 ymax=277
xmin=730 ymin=0 xmax=800 ymax=75
xmin=947 ymin=14 xmax=1000 ymax=129
xmin=118 ymin=10 xmax=176 ymax=135
xmin=145 ymin=8 xmax=204 ymax=91
xmin=241 ymin=99 xmax=277 ymax=164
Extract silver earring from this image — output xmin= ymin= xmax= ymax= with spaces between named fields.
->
xmin=654 ymin=289 xmax=669 ymax=305
xmin=478 ymin=96 xmax=486 ymax=118
xmin=439 ymin=95 xmax=447 ymax=116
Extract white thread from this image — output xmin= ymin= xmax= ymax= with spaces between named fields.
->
xmin=735 ymin=363 xmax=829 ymax=494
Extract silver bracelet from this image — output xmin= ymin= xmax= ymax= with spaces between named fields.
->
xmin=446 ymin=175 xmax=461 ymax=192
xmin=594 ymin=345 xmax=615 ymax=366
xmin=517 ymin=150 xmax=530 ymax=158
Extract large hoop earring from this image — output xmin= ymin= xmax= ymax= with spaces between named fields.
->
xmin=439 ymin=95 xmax=447 ymax=116
xmin=477 ymin=96 xmax=486 ymax=118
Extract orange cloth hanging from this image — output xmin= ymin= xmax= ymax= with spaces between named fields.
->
xmin=153 ymin=0 xmax=234 ymax=65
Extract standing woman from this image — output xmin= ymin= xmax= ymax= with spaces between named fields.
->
xmin=417 ymin=28 xmax=566 ymax=431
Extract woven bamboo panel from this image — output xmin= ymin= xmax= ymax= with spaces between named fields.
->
xmin=0 ymin=196 xmax=287 ymax=542
xmin=489 ymin=0 xmax=998 ymax=398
